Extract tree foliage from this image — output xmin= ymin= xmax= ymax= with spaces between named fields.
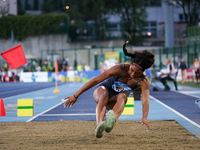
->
xmin=41 ymin=0 xmax=147 ymax=45
xmin=105 ymin=0 xmax=147 ymax=45
xmin=17 ymin=0 xmax=26 ymax=15
xmin=175 ymin=0 xmax=200 ymax=26
xmin=0 ymin=14 xmax=69 ymax=40
xmin=42 ymin=0 xmax=109 ymax=22
xmin=33 ymin=0 xmax=39 ymax=10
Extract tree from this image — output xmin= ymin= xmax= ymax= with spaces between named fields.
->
xmin=41 ymin=0 xmax=147 ymax=44
xmin=17 ymin=0 xmax=26 ymax=15
xmin=42 ymin=0 xmax=110 ymax=40
xmin=33 ymin=0 xmax=39 ymax=10
xmin=25 ymin=0 xmax=31 ymax=10
xmin=81 ymin=0 xmax=109 ymax=22
xmin=42 ymin=0 xmax=109 ymax=22
xmin=42 ymin=0 xmax=64 ymax=13
xmin=175 ymin=0 xmax=200 ymax=26
xmin=107 ymin=0 xmax=147 ymax=45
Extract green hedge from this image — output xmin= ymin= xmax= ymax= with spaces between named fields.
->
xmin=187 ymin=26 xmax=200 ymax=37
xmin=0 ymin=14 xmax=70 ymax=41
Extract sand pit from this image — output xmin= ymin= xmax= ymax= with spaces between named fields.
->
xmin=0 ymin=120 xmax=200 ymax=150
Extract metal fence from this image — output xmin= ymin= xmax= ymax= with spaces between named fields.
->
xmin=152 ymin=41 xmax=200 ymax=70
xmin=40 ymin=41 xmax=200 ymax=71
xmin=0 ymin=41 xmax=199 ymax=71
xmin=40 ymin=25 xmax=200 ymax=70
xmin=40 ymin=46 xmax=130 ymax=70
xmin=186 ymin=25 xmax=200 ymax=44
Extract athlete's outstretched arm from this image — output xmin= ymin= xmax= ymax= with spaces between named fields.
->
xmin=63 ymin=64 xmax=123 ymax=108
xmin=141 ymin=80 xmax=150 ymax=131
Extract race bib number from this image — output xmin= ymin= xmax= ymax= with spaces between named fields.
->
xmin=112 ymin=81 xmax=133 ymax=92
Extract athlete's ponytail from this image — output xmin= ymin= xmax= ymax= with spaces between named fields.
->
xmin=123 ymin=34 xmax=155 ymax=71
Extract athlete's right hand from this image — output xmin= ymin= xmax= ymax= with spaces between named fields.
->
xmin=63 ymin=95 xmax=78 ymax=108
xmin=141 ymin=118 xmax=149 ymax=132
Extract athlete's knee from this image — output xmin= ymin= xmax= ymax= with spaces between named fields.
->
xmin=93 ymin=86 xmax=108 ymax=103
xmin=117 ymin=93 xmax=127 ymax=104
xmin=118 ymin=92 xmax=126 ymax=99
xmin=99 ymin=92 xmax=109 ymax=104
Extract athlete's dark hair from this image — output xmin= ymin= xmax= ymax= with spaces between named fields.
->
xmin=123 ymin=38 xmax=155 ymax=72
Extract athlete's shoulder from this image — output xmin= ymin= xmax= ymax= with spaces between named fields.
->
xmin=138 ymin=74 xmax=149 ymax=88
xmin=110 ymin=63 xmax=126 ymax=70
xmin=141 ymin=77 xmax=150 ymax=89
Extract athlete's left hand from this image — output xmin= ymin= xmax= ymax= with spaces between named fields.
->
xmin=141 ymin=118 xmax=149 ymax=132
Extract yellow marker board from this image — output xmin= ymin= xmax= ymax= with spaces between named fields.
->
xmin=122 ymin=97 xmax=134 ymax=115
xmin=17 ymin=99 xmax=34 ymax=116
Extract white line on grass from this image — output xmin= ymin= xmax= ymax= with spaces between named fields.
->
xmin=150 ymin=95 xmax=200 ymax=129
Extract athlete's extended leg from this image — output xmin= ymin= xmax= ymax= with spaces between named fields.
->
xmin=93 ymin=86 xmax=109 ymax=138
xmin=105 ymin=93 xmax=127 ymax=133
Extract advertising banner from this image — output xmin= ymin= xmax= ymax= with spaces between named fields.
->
xmin=77 ymin=70 xmax=102 ymax=82
xmin=105 ymin=52 xmax=119 ymax=68
xmin=20 ymin=69 xmax=151 ymax=83
xmin=20 ymin=72 xmax=48 ymax=82
xmin=48 ymin=71 xmax=67 ymax=82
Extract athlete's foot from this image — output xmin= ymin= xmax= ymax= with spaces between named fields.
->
xmin=105 ymin=110 xmax=116 ymax=133
xmin=95 ymin=121 xmax=106 ymax=138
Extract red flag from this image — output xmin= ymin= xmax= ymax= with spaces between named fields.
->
xmin=55 ymin=60 xmax=59 ymax=76
xmin=1 ymin=45 xmax=27 ymax=69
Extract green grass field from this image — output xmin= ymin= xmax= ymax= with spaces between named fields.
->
xmin=177 ymin=81 xmax=200 ymax=89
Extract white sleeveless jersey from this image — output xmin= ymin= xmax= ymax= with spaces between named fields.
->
xmin=167 ymin=62 xmax=176 ymax=79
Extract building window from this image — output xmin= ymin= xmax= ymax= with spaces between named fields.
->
xmin=179 ymin=13 xmax=190 ymax=22
xmin=144 ymin=22 xmax=157 ymax=37
xmin=179 ymin=14 xmax=183 ymax=21
xmin=144 ymin=0 xmax=161 ymax=7
xmin=107 ymin=23 xmax=120 ymax=31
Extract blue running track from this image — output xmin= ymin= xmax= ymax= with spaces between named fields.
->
xmin=0 ymin=82 xmax=200 ymax=138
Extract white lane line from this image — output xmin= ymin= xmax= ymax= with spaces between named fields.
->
xmin=150 ymin=95 xmax=200 ymax=129
xmin=178 ymin=91 xmax=200 ymax=98
xmin=2 ymin=88 xmax=55 ymax=100
xmin=26 ymin=101 xmax=64 ymax=122
xmin=41 ymin=113 xmax=96 ymax=116
xmin=179 ymin=91 xmax=200 ymax=94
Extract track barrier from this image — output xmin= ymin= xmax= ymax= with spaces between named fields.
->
xmin=17 ymin=99 xmax=34 ymax=116
xmin=122 ymin=97 xmax=134 ymax=115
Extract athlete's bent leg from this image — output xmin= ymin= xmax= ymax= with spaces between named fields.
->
xmin=93 ymin=86 xmax=109 ymax=124
xmin=93 ymin=86 xmax=109 ymax=138
xmin=113 ymin=93 xmax=127 ymax=119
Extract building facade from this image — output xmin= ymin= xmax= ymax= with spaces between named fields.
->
xmin=15 ymin=0 xmax=189 ymax=46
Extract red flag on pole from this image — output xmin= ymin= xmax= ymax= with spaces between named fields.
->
xmin=54 ymin=60 xmax=60 ymax=93
xmin=55 ymin=60 xmax=59 ymax=76
xmin=1 ymin=44 xmax=27 ymax=69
